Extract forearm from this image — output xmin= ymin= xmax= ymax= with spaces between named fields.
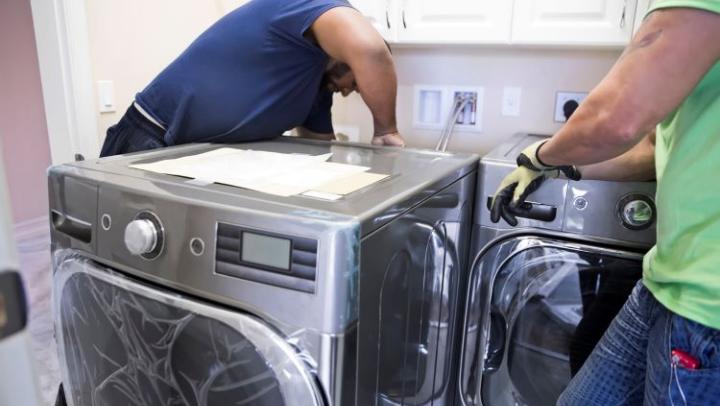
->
xmin=350 ymin=51 xmax=398 ymax=136
xmin=580 ymin=131 xmax=656 ymax=181
xmin=312 ymin=7 xmax=399 ymax=137
xmin=539 ymin=8 xmax=720 ymax=167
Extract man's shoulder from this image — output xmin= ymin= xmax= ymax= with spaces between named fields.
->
xmin=648 ymin=0 xmax=720 ymax=16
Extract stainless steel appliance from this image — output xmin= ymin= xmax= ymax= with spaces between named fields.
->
xmin=458 ymin=134 xmax=656 ymax=406
xmin=49 ymin=139 xmax=478 ymax=406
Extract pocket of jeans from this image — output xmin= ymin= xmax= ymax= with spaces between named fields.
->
xmin=671 ymin=364 xmax=720 ymax=403
xmin=671 ymin=316 xmax=720 ymax=368
xmin=126 ymin=131 xmax=166 ymax=153
xmin=668 ymin=315 xmax=720 ymax=403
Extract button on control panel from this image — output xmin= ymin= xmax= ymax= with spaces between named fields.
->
xmin=618 ymin=194 xmax=656 ymax=231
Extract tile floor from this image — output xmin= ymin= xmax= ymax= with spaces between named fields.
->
xmin=16 ymin=228 xmax=60 ymax=405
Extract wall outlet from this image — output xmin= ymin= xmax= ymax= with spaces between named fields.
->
xmin=555 ymin=91 xmax=588 ymax=123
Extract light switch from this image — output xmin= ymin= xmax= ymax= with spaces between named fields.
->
xmin=97 ymin=80 xmax=116 ymax=113
xmin=502 ymin=87 xmax=522 ymax=117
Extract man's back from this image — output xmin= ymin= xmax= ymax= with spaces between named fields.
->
xmin=135 ymin=0 xmax=350 ymax=146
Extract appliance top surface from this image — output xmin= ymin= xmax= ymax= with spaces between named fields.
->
xmin=482 ymin=132 xmax=549 ymax=165
xmin=57 ymin=138 xmax=478 ymax=225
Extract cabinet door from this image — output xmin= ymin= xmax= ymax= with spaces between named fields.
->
xmin=397 ymin=0 xmax=513 ymax=44
xmin=634 ymin=0 xmax=652 ymax=34
xmin=512 ymin=0 xmax=637 ymax=46
xmin=350 ymin=0 xmax=394 ymax=41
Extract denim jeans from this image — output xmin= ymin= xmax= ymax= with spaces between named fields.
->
xmin=100 ymin=104 xmax=167 ymax=157
xmin=558 ymin=281 xmax=720 ymax=405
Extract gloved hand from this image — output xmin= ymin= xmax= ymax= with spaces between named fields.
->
xmin=490 ymin=140 xmax=581 ymax=226
xmin=372 ymin=132 xmax=406 ymax=147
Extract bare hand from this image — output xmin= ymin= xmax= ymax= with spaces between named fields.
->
xmin=372 ymin=133 xmax=406 ymax=147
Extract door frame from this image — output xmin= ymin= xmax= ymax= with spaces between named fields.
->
xmin=30 ymin=0 xmax=100 ymax=165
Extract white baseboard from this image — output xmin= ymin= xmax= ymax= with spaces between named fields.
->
xmin=13 ymin=216 xmax=50 ymax=242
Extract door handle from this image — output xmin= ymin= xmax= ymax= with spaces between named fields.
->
xmin=402 ymin=9 xmax=407 ymax=28
xmin=386 ymin=10 xmax=391 ymax=29
xmin=484 ymin=310 xmax=507 ymax=374
xmin=51 ymin=210 xmax=92 ymax=243
xmin=620 ymin=0 xmax=628 ymax=28
xmin=486 ymin=197 xmax=557 ymax=222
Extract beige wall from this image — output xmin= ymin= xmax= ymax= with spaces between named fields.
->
xmin=84 ymin=1 xmax=234 ymax=142
xmin=333 ymin=46 xmax=622 ymax=155
xmin=0 ymin=0 xmax=53 ymax=223
xmin=83 ymin=2 xmax=621 ymax=156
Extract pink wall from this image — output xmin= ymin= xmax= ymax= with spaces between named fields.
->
xmin=0 ymin=0 xmax=53 ymax=224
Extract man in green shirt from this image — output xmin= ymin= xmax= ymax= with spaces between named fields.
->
xmin=491 ymin=2 xmax=720 ymax=404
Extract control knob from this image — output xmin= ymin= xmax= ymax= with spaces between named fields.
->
xmin=124 ymin=219 xmax=157 ymax=255
xmin=124 ymin=212 xmax=164 ymax=258
xmin=618 ymin=194 xmax=655 ymax=230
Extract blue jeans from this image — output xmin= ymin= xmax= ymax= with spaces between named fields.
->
xmin=558 ymin=281 xmax=720 ymax=405
xmin=100 ymin=104 xmax=167 ymax=157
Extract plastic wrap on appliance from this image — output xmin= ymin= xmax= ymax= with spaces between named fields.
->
xmin=52 ymin=250 xmax=323 ymax=406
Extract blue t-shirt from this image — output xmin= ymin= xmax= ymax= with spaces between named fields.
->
xmin=135 ymin=0 xmax=351 ymax=145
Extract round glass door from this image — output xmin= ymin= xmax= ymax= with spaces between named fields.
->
xmin=461 ymin=238 xmax=644 ymax=406
xmin=53 ymin=253 xmax=324 ymax=406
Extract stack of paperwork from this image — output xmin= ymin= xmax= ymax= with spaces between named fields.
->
xmin=130 ymin=148 xmax=388 ymax=198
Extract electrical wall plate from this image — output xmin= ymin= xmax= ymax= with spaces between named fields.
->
xmin=413 ymin=85 xmax=484 ymax=133
xmin=555 ymin=91 xmax=588 ymax=123
xmin=97 ymin=80 xmax=116 ymax=113
xmin=502 ymin=86 xmax=522 ymax=117
xmin=449 ymin=86 xmax=484 ymax=133
xmin=413 ymin=85 xmax=448 ymax=130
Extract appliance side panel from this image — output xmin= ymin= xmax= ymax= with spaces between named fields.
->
xmin=356 ymin=172 xmax=475 ymax=406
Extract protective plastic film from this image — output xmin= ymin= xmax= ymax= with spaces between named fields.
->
xmin=463 ymin=240 xmax=642 ymax=406
xmin=53 ymin=250 xmax=323 ymax=406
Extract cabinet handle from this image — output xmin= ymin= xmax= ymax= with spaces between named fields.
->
xmin=620 ymin=0 xmax=628 ymax=28
xmin=386 ymin=10 xmax=391 ymax=29
xmin=402 ymin=9 xmax=407 ymax=28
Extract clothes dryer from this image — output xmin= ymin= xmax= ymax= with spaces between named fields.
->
xmin=458 ymin=134 xmax=656 ymax=406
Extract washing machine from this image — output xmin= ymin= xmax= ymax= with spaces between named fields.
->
xmin=457 ymin=133 xmax=656 ymax=406
xmin=49 ymin=138 xmax=478 ymax=406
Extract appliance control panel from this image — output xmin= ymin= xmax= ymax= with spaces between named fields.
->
xmin=563 ymin=182 xmax=656 ymax=246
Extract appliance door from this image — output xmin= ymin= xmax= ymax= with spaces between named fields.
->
xmin=53 ymin=251 xmax=324 ymax=406
xmin=459 ymin=236 xmax=644 ymax=406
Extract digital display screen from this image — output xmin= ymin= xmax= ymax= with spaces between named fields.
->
xmin=241 ymin=232 xmax=291 ymax=270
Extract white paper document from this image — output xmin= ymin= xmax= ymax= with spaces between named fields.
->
xmin=130 ymin=147 xmax=386 ymax=197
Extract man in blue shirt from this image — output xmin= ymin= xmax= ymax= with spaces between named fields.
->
xmin=100 ymin=0 xmax=404 ymax=157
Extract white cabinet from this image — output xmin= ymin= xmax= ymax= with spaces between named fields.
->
xmin=511 ymin=0 xmax=637 ymax=46
xmin=396 ymin=0 xmax=514 ymax=44
xmin=353 ymin=0 xmax=649 ymax=47
xmin=634 ymin=0 xmax=652 ymax=33
xmin=350 ymin=0 xmax=394 ymax=41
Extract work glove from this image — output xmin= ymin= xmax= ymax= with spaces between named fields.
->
xmin=490 ymin=140 xmax=581 ymax=226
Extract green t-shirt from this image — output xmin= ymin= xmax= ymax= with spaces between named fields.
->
xmin=643 ymin=0 xmax=720 ymax=329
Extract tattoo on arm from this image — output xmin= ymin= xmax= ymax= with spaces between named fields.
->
xmin=620 ymin=30 xmax=663 ymax=60
xmin=619 ymin=13 xmax=664 ymax=61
